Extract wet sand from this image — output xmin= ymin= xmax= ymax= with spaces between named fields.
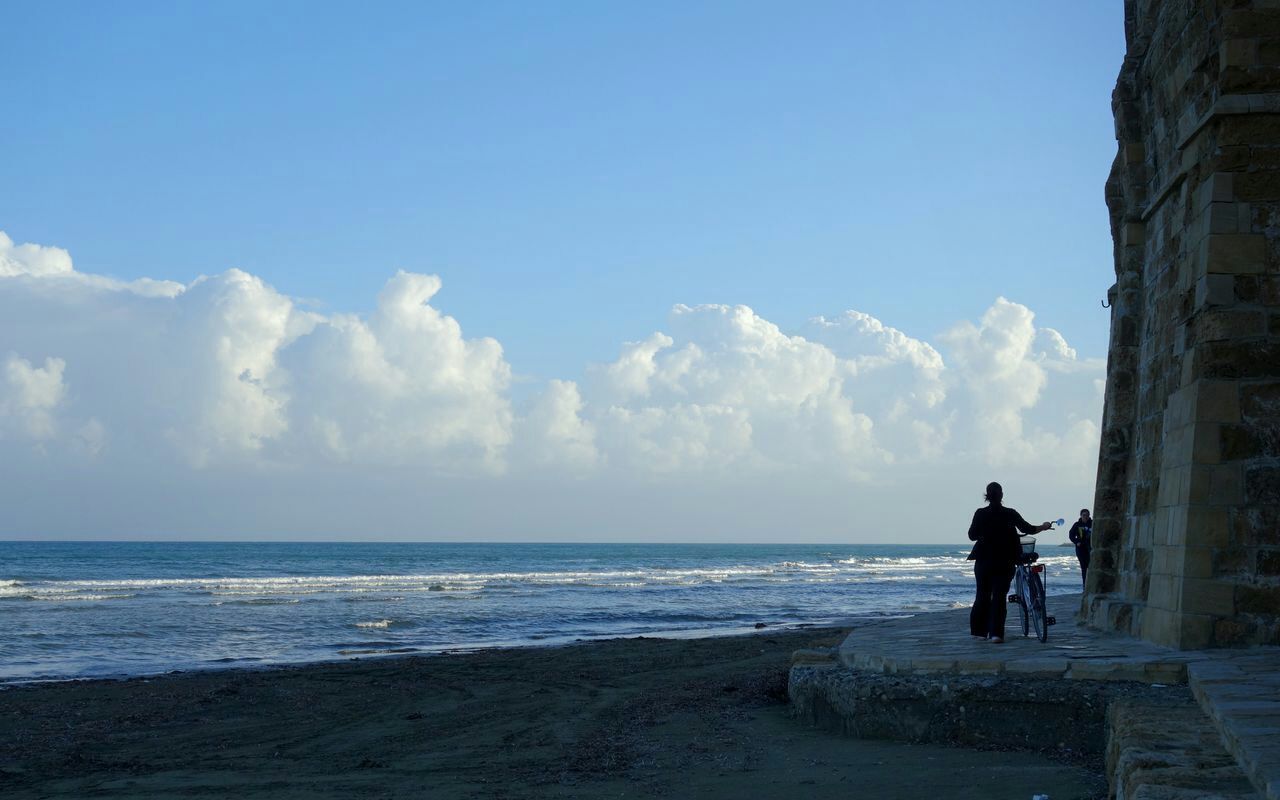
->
xmin=0 ymin=628 xmax=1103 ymax=799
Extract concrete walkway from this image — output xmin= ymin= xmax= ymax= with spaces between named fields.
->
xmin=830 ymin=593 xmax=1280 ymax=800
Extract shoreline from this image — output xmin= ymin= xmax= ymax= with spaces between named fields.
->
xmin=1 ymin=625 xmax=1105 ymax=799
xmin=1 ymin=620 xmax=853 ymax=689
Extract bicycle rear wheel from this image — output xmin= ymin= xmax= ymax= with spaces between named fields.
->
xmin=1015 ymin=569 xmax=1030 ymax=637
xmin=1028 ymin=571 xmax=1047 ymax=642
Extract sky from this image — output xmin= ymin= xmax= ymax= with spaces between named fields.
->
xmin=0 ymin=2 xmax=1125 ymax=541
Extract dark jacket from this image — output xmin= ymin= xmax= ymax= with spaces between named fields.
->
xmin=1069 ymin=520 xmax=1092 ymax=552
xmin=967 ymin=504 xmax=1038 ymax=567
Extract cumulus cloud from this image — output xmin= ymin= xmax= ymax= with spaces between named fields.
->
xmin=0 ymin=233 xmax=511 ymax=473
xmin=0 ymin=354 xmax=67 ymax=440
xmin=587 ymin=304 xmax=881 ymax=477
xmin=0 ymin=231 xmax=1105 ymax=538
xmin=277 ymin=271 xmax=512 ymax=471
xmin=941 ymin=298 xmax=1103 ymax=469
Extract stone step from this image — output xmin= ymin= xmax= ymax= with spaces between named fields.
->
xmin=1188 ymin=654 xmax=1280 ymax=800
xmin=1107 ymin=698 xmax=1260 ymax=800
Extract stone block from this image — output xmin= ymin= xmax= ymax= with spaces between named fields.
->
xmin=1213 ymin=145 xmax=1252 ymax=172
xmin=1258 ymin=549 xmax=1280 ymax=576
xmin=1152 ymin=544 xmax=1178 ymax=575
xmin=1207 ymin=201 xmax=1239 ymax=234
xmin=1245 ymin=465 xmax=1280 ymax=504
xmin=1221 ymin=39 xmax=1259 ymax=69
xmin=1193 ymin=309 xmax=1267 ymax=343
xmin=1235 ymin=170 xmax=1280 ymax=204
xmin=1141 ymin=661 xmax=1188 ymax=684
xmin=1186 ymin=506 xmax=1230 ymax=548
xmin=1177 ymin=613 xmax=1213 ymax=650
xmin=1259 ymin=276 xmax=1280 ymax=305
xmin=1195 ymin=273 xmax=1236 ymax=307
xmin=1201 ymin=233 xmax=1268 ymax=275
xmin=1155 ymin=506 xmax=1173 ymax=545
xmin=1237 ymin=584 xmax=1280 ymax=616
xmin=1232 ymin=505 xmax=1280 ymax=547
xmin=1220 ymin=422 xmax=1280 ymax=460
xmin=1214 ymin=617 xmax=1252 ymax=647
xmin=1193 ymin=422 xmax=1222 ymax=464
xmin=1123 ymin=221 xmax=1146 ymax=247
xmin=1196 ymin=341 xmax=1280 ymax=380
xmin=1181 ymin=546 xmax=1216 ymax=580
xmin=1215 ymin=546 xmax=1252 ymax=575
xmin=1067 ymin=658 xmax=1149 ymax=682
xmin=955 ymin=658 xmax=1003 ymax=675
xmin=1136 ymin=515 xmax=1155 ymax=548
xmin=1180 ymin=577 xmax=1237 ymax=616
xmin=1141 ymin=606 xmax=1182 ymax=647
xmin=1241 ymin=382 xmax=1280 ymax=419
xmin=1158 ymin=466 xmax=1184 ymax=506
xmin=1195 ymin=381 xmax=1242 ymax=424
xmin=791 ymin=648 xmax=837 ymax=665
xmin=1196 ymin=173 xmax=1236 ymax=210
xmin=1163 ymin=422 xmax=1193 ymax=467
xmin=1210 ymin=463 xmax=1244 ymax=506
xmin=1236 ymin=201 xmax=1252 ymax=233
xmin=1004 ymin=657 xmax=1069 ymax=675
xmin=905 ymin=656 xmax=957 ymax=672
xmin=1149 ymin=573 xmax=1181 ymax=611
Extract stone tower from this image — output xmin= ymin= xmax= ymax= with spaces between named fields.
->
xmin=1086 ymin=0 xmax=1280 ymax=649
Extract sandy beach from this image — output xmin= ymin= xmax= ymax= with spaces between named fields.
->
xmin=0 ymin=627 xmax=1103 ymax=799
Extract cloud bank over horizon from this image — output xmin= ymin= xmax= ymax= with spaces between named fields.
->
xmin=0 ymin=231 xmax=1105 ymax=540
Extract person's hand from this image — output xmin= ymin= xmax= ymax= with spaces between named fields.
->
xmin=1040 ymin=521 xmax=1053 ymax=531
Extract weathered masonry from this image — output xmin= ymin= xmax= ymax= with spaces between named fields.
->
xmin=1087 ymin=0 xmax=1280 ymax=649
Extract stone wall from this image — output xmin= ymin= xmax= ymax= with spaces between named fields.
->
xmin=1086 ymin=0 xmax=1280 ymax=649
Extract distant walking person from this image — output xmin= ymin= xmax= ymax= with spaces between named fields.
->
xmin=967 ymin=482 xmax=1052 ymax=643
xmin=1069 ymin=508 xmax=1092 ymax=587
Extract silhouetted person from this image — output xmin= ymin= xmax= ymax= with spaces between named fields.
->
xmin=1069 ymin=508 xmax=1092 ymax=587
xmin=967 ymin=482 xmax=1051 ymax=643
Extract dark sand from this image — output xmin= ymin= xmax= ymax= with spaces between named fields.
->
xmin=1 ymin=628 xmax=1103 ymax=799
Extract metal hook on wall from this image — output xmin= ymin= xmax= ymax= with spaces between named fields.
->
xmin=1101 ymin=298 xmax=1111 ymax=308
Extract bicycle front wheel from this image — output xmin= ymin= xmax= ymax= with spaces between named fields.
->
xmin=1016 ymin=569 xmax=1030 ymax=637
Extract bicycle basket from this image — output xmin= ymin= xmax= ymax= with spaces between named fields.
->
xmin=1019 ymin=536 xmax=1037 ymax=556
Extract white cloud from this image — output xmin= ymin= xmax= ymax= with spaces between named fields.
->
xmin=277 ymin=271 xmax=513 ymax=471
xmin=515 ymin=379 xmax=598 ymax=473
xmin=587 ymin=304 xmax=881 ymax=477
xmin=940 ymin=297 xmax=1103 ymax=469
xmin=0 ymin=231 xmax=1105 ymax=538
xmin=0 ymin=354 xmax=67 ymax=440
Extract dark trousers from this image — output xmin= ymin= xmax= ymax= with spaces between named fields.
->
xmin=1076 ymin=546 xmax=1090 ymax=587
xmin=971 ymin=562 xmax=1014 ymax=638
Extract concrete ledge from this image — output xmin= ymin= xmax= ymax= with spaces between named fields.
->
xmin=793 ymin=594 xmax=1280 ymax=799
xmin=835 ymin=594 xmax=1198 ymax=685
xmin=1190 ymin=655 xmax=1280 ymax=800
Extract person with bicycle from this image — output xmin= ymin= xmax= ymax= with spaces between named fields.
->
xmin=966 ymin=481 xmax=1052 ymax=643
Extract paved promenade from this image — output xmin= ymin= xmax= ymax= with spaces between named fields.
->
xmin=830 ymin=593 xmax=1280 ymax=800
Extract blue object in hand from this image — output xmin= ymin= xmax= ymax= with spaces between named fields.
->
xmin=1054 ymin=518 xmax=1065 ymax=527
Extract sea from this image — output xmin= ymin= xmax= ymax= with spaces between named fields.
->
xmin=0 ymin=541 xmax=1083 ymax=683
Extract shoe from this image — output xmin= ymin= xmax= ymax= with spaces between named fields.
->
xmin=989 ymin=637 xmax=1005 ymax=644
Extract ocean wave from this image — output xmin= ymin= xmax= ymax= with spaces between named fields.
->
xmin=4 ymin=551 xmax=1076 ymax=605
xmin=336 ymin=647 xmax=419 ymax=656
xmin=355 ymin=619 xmax=394 ymax=629
xmin=19 ymin=593 xmax=137 ymax=602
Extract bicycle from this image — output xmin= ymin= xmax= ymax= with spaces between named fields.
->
xmin=1009 ymin=535 xmax=1056 ymax=642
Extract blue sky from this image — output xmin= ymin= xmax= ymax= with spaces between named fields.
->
xmin=1 ymin=2 xmax=1123 ymax=539
xmin=3 ymin=1 xmax=1123 ymax=381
